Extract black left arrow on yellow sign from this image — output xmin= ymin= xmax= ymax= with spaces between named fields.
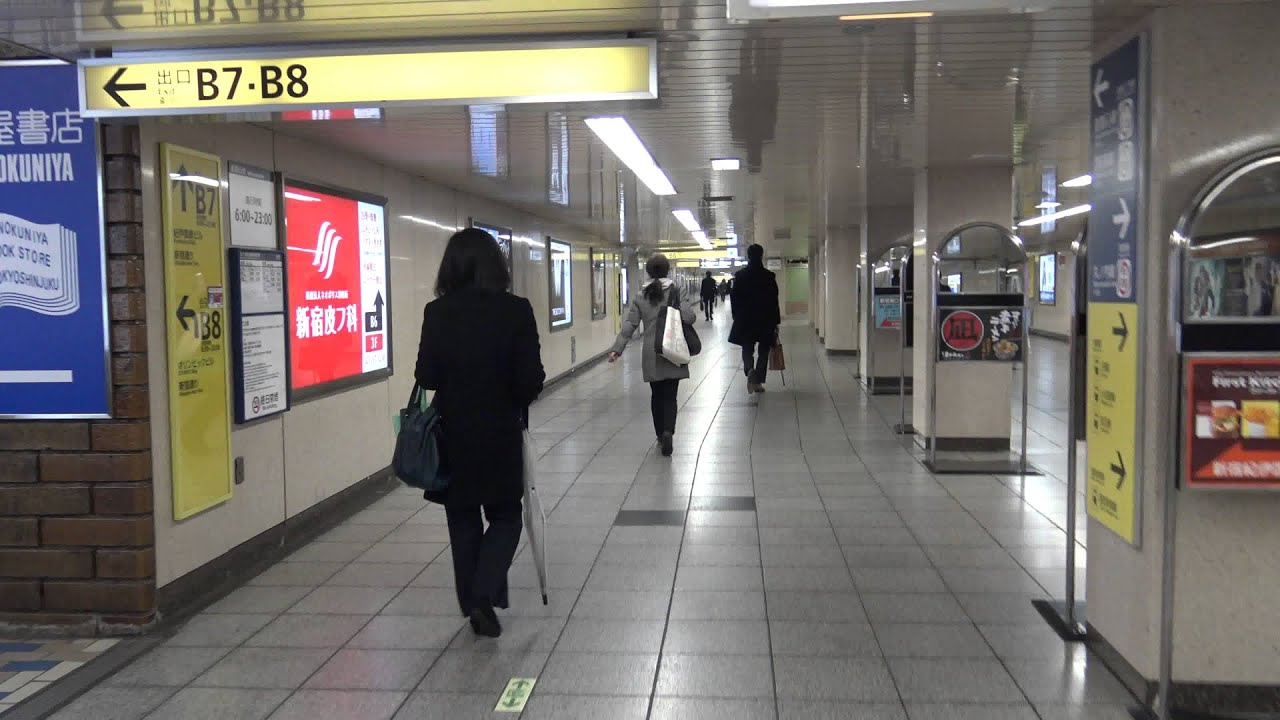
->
xmin=101 ymin=0 xmax=144 ymax=30
xmin=103 ymin=67 xmax=147 ymax=107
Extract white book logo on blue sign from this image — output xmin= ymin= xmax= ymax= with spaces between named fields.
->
xmin=0 ymin=212 xmax=80 ymax=316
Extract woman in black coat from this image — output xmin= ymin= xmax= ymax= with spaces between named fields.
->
xmin=415 ymin=228 xmax=545 ymax=638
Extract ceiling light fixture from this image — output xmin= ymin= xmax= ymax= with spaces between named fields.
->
xmin=691 ymin=231 xmax=713 ymax=250
xmin=1060 ymin=174 xmax=1092 ymax=188
xmin=711 ymin=158 xmax=741 ymax=171
xmin=838 ymin=11 xmax=933 ymax=20
xmin=672 ymin=209 xmax=700 ymax=233
xmin=1035 ymin=202 xmax=1062 ymax=210
xmin=585 ymin=117 xmax=676 ymax=196
xmin=1017 ymin=204 xmax=1091 ymax=227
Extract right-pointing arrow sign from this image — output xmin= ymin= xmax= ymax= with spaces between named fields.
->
xmin=1112 ymin=311 xmax=1129 ymax=352
xmin=1093 ymin=68 xmax=1110 ymax=108
xmin=1112 ymin=197 xmax=1131 ymax=239
xmin=1111 ymin=451 xmax=1127 ymax=489
xmin=103 ymin=67 xmax=147 ymax=108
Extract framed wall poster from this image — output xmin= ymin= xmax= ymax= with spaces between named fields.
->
xmin=469 ymin=219 xmax=514 ymax=278
xmin=590 ymin=248 xmax=607 ymax=320
xmin=547 ymin=238 xmax=573 ymax=330
xmin=282 ymin=179 xmax=392 ymax=398
xmin=1184 ymin=354 xmax=1280 ymax=489
xmin=1038 ymin=253 xmax=1057 ymax=305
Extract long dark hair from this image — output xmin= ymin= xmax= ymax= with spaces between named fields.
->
xmin=435 ymin=228 xmax=511 ymax=297
xmin=643 ymin=253 xmax=670 ymax=304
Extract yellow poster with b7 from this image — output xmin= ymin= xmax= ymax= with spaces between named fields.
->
xmin=160 ymin=144 xmax=233 ymax=520
xmin=1086 ymin=302 xmax=1139 ymax=543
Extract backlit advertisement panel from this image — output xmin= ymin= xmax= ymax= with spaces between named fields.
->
xmin=548 ymin=238 xmax=573 ymax=330
xmin=284 ymin=180 xmax=391 ymax=394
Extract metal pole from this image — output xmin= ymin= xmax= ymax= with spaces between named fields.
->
xmin=928 ymin=251 xmax=939 ymax=469
xmin=1154 ymin=374 xmax=1179 ymax=720
xmin=1020 ymin=259 xmax=1030 ymax=477
xmin=898 ymin=256 xmax=908 ymax=431
xmin=1064 ymin=260 xmax=1081 ymax=629
xmin=867 ymin=264 xmax=876 ymax=395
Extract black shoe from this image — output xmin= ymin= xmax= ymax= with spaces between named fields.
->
xmin=469 ymin=606 xmax=502 ymax=638
xmin=660 ymin=432 xmax=674 ymax=457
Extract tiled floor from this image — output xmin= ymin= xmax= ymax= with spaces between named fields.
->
xmin=47 ymin=317 xmax=1123 ymax=720
xmin=0 ymin=639 xmax=117 ymax=714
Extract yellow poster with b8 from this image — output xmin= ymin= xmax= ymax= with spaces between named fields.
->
xmin=1086 ymin=302 xmax=1139 ymax=544
xmin=160 ymin=144 xmax=233 ymax=520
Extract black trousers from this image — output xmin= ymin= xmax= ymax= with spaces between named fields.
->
xmin=701 ymin=297 xmax=715 ymax=318
xmin=742 ymin=340 xmax=773 ymax=384
xmin=445 ymin=500 xmax=523 ymax=615
xmin=649 ymin=379 xmax=680 ymax=437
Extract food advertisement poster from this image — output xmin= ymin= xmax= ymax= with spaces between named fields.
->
xmin=937 ymin=307 xmax=1023 ymax=362
xmin=284 ymin=181 xmax=390 ymax=393
xmin=1185 ymin=355 xmax=1280 ymax=489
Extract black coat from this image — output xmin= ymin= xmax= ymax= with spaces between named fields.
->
xmin=729 ymin=263 xmax=781 ymax=345
xmin=701 ymin=276 xmax=718 ymax=300
xmin=414 ymin=289 xmax=545 ymax=508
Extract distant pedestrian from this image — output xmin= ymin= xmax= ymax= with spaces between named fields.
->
xmin=608 ymin=253 xmax=698 ymax=456
xmin=414 ymin=228 xmax=545 ymax=638
xmin=729 ymin=244 xmax=781 ymax=394
xmin=701 ymin=270 xmax=718 ymax=321
xmin=719 ymin=279 xmax=729 ymax=304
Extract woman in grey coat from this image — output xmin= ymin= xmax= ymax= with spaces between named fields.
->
xmin=608 ymin=254 xmax=697 ymax=457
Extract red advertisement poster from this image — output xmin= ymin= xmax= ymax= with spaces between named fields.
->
xmin=1185 ymin=355 xmax=1280 ymax=489
xmin=936 ymin=306 xmax=1024 ymax=362
xmin=284 ymin=182 xmax=389 ymax=392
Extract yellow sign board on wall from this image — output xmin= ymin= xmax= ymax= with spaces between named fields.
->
xmin=1085 ymin=301 xmax=1139 ymax=543
xmin=79 ymin=40 xmax=656 ymax=117
xmin=160 ymin=143 xmax=233 ymax=520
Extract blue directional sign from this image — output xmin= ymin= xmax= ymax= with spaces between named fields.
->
xmin=1087 ymin=34 xmax=1145 ymax=304
xmin=0 ymin=62 xmax=110 ymax=418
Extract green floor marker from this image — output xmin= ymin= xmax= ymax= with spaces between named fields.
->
xmin=495 ymin=677 xmax=536 ymax=713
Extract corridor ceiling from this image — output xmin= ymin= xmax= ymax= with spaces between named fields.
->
xmin=1 ymin=0 xmax=1201 ymax=256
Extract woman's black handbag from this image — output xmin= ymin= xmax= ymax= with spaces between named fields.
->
xmin=392 ymin=384 xmax=450 ymax=493
xmin=653 ymin=288 xmax=702 ymax=359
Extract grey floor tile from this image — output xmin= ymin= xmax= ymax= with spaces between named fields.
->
xmin=650 ymin=697 xmax=777 ymax=720
xmin=381 ymin=587 xmax=467 ymax=616
xmin=319 ymin=523 xmax=398 ymax=543
xmin=769 ymin=621 xmax=880 ymax=657
xmin=663 ymin=620 xmax=770 ymax=655
xmin=105 ymin=646 xmax=231 ymax=687
xmin=585 ymin=563 xmax=676 ymax=591
xmin=940 ymin=568 xmax=1044 ymax=595
xmin=655 ymin=653 xmax=774 ymax=698
xmin=954 ymin=593 xmax=1047 ymax=625
xmin=391 ymin=691 xmax=506 ymax=720
xmin=765 ymin=592 xmax=868 ymax=623
xmin=305 ymin=649 xmax=438 ymax=690
xmin=670 ymin=590 xmax=767 ymax=620
xmin=165 ymin=613 xmax=276 ymax=648
xmin=876 ymin=623 xmax=994 ymax=658
xmin=1006 ymin=658 xmax=1135 ymax=704
xmin=761 ymin=544 xmax=848 ymax=567
xmin=325 ymin=563 xmax=426 ymax=588
xmin=145 ymin=687 xmax=290 ymax=720
xmin=47 ymin=686 xmax=174 ymax=720
xmin=777 ymin=701 xmax=907 ymax=720
xmin=245 ymin=614 xmax=371 ymax=648
xmin=536 ymin=652 xmax=658 ymax=696
xmin=978 ymin=623 xmax=1083 ymax=661
xmin=888 ymin=658 xmax=1025 ymax=703
xmin=852 ymin=568 xmax=948 ymax=593
xmin=572 ymin=590 xmax=672 ymax=619
xmin=383 ymin=524 xmax=452 ymax=543
xmin=408 ymin=562 xmax=456 ymax=588
xmin=288 ymin=586 xmax=399 ymax=615
xmin=449 ymin=616 xmax=568 ymax=654
xmin=679 ymin=544 xmax=762 ymax=567
xmin=904 ymin=703 xmax=1038 ymax=720
xmin=764 ymin=566 xmax=856 ymax=592
xmin=675 ymin=565 xmax=765 ymax=591
xmin=835 ymin=526 xmax=919 ymax=545
xmin=193 ymin=647 xmax=333 ymax=689
xmin=207 ymin=586 xmax=313 ymax=615
xmin=288 ymin=542 xmax=372 ymax=564
xmin=759 ymin=527 xmax=837 ymax=545
xmin=555 ymin=619 xmax=666 ymax=654
xmin=249 ymin=562 xmax=345 ymax=587
xmin=418 ymin=649 xmax=549 ymax=694
xmin=356 ymin=542 xmax=448 ymax=565
xmin=773 ymin=656 xmax=898 ymax=701
xmin=843 ymin=546 xmax=934 ymax=569
xmin=267 ymin=689 xmax=407 ymax=720
xmin=683 ymin=525 xmax=761 ymax=546
xmin=522 ymin=695 xmax=650 ymax=720
xmin=862 ymin=594 xmax=970 ymax=624
xmin=347 ymin=615 xmax=465 ymax=650
xmin=1033 ymin=704 xmax=1136 ymax=720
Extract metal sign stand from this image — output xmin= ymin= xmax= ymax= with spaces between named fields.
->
xmin=895 ymin=253 xmax=914 ymax=435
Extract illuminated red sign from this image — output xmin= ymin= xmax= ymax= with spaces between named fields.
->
xmin=280 ymin=108 xmax=382 ymax=122
xmin=941 ymin=310 xmax=983 ymax=352
xmin=284 ymin=182 xmax=389 ymax=391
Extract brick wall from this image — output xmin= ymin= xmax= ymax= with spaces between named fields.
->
xmin=0 ymin=125 xmax=156 ymax=635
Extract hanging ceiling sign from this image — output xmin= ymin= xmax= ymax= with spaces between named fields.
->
xmin=78 ymin=39 xmax=656 ymax=118
xmin=76 ymin=0 xmax=652 ymax=42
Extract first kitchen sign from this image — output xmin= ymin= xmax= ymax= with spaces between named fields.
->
xmin=0 ymin=62 xmax=111 ymax=418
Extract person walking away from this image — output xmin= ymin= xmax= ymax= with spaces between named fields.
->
xmin=415 ymin=228 xmax=545 ymax=638
xmin=730 ymin=243 xmax=781 ymax=394
xmin=719 ymin=279 xmax=729 ymax=304
xmin=608 ymin=254 xmax=697 ymax=456
xmin=701 ymin=270 xmax=718 ymax=321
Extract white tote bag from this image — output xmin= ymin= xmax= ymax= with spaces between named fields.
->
xmin=660 ymin=304 xmax=692 ymax=366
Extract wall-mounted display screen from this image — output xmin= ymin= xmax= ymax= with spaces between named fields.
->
xmin=944 ymin=273 xmax=962 ymax=293
xmin=548 ymin=238 xmax=573 ymax=330
xmin=470 ymin=220 xmax=513 ymax=277
xmin=1038 ymin=253 xmax=1057 ymax=305
xmin=591 ymin=249 xmax=607 ymax=320
xmin=284 ymin=180 xmax=391 ymax=394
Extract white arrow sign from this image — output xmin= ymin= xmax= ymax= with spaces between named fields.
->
xmin=1093 ymin=69 xmax=1110 ymax=109
xmin=1112 ymin=197 xmax=1132 ymax=239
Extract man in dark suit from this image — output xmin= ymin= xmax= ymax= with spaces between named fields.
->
xmin=730 ymin=244 xmax=781 ymax=394
xmin=700 ymin=271 xmax=718 ymax=321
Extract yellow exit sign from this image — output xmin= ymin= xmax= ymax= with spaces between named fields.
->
xmin=78 ymin=40 xmax=656 ymax=117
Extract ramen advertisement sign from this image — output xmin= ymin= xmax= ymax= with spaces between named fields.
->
xmin=1185 ymin=355 xmax=1280 ymax=489
xmin=937 ymin=307 xmax=1024 ymax=362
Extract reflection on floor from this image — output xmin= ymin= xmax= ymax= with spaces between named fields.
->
xmin=46 ymin=318 xmax=1117 ymax=720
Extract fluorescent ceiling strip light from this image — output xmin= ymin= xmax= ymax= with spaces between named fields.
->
xmin=839 ymin=11 xmax=933 ymax=20
xmin=1017 ymin=204 xmax=1091 ymax=227
xmin=711 ymin=158 xmax=741 ymax=171
xmin=672 ymin=209 xmax=701 ymax=233
xmin=1060 ymin=174 xmax=1092 ymax=188
xmin=585 ymin=116 xmax=676 ymax=196
xmin=691 ymin=231 xmax=713 ymax=250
